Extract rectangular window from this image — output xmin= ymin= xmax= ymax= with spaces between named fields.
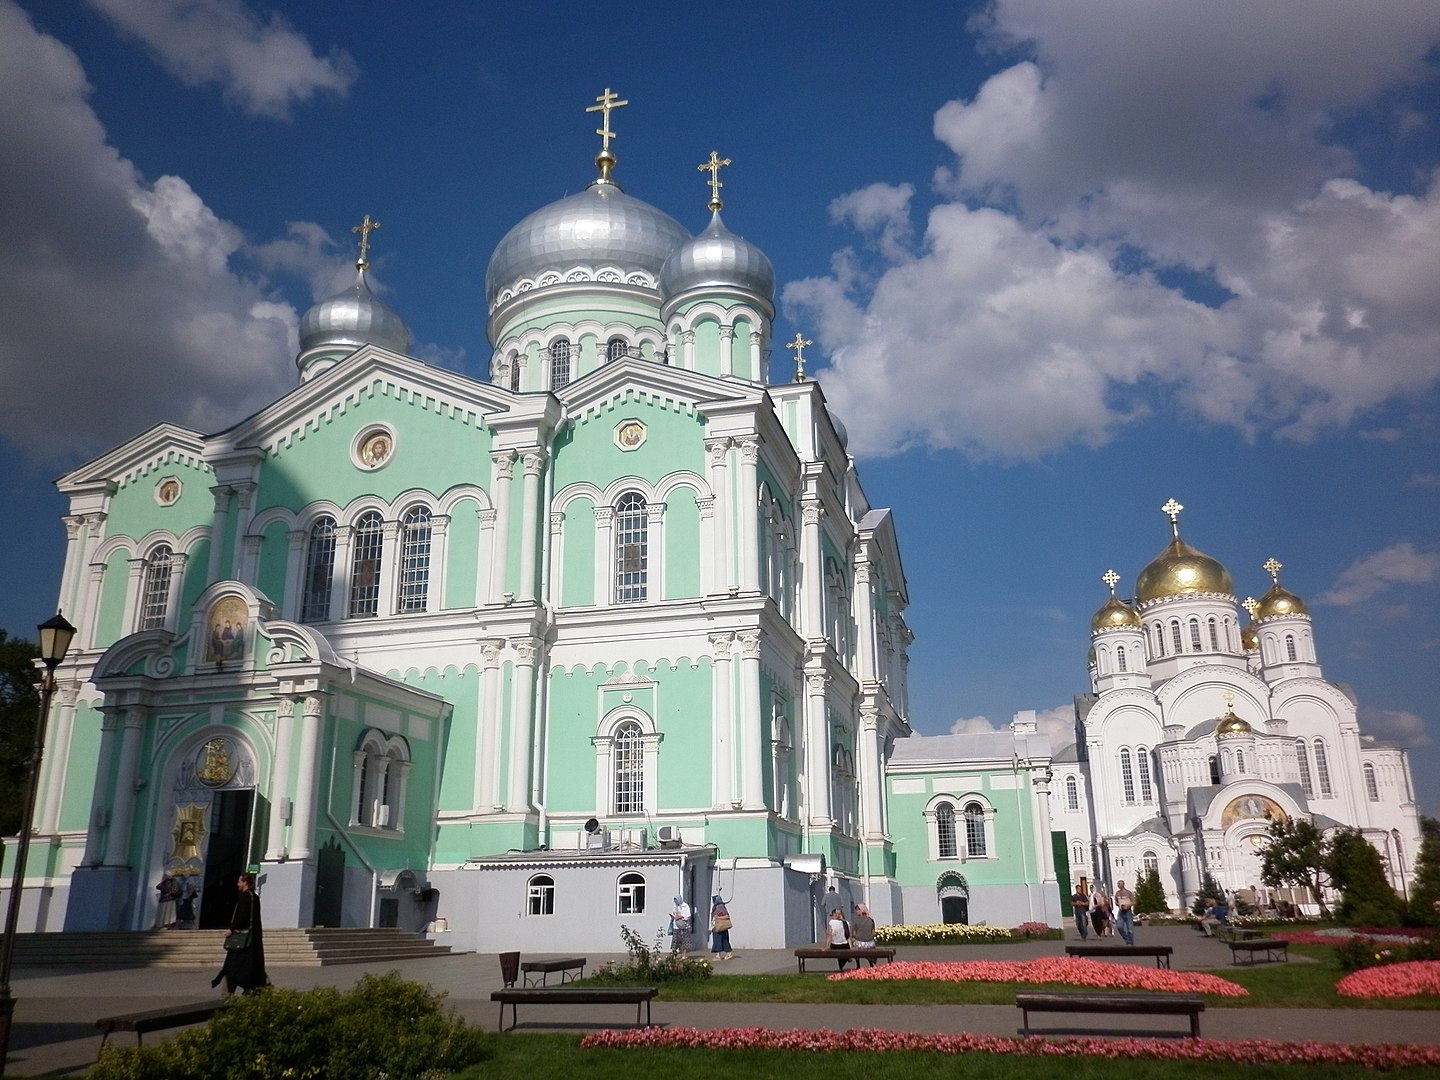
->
xmin=397 ymin=510 xmax=432 ymax=613
xmin=1137 ymin=750 xmax=1153 ymax=802
xmin=1120 ymin=751 xmax=1136 ymax=803
xmin=301 ymin=521 xmax=337 ymax=622
xmin=139 ymin=550 xmax=173 ymax=630
xmin=349 ymin=515 xmax=384 ymax=617
xmin=936 ymin=805 xmax=957 ymax=858
xmin=614 ymin=494 xmax=648 ymax=603
xmin=1314 ymin=740 xmax=1333 ymax=797
xmin=1296 ymin=741 xmax=1314 ymax=797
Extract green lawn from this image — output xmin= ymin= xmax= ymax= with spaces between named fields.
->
xmin=453 ymin=1034 xmax=1438 ymax=1080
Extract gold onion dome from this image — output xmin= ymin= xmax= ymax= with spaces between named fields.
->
xmin=1092 ymin=569 xmax=1141 ymax=631
xmin=1216 ymin=709 xmax=1253 ymax=737
xmin=1135 ymin=499 xmax=1234 ymax=604
xmin=1252 ymin=558 xmax=1308 ymax=619
xmin=1241 ymin=622 xmax=1259 ymax=651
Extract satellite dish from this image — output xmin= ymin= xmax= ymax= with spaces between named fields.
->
xmin=584 ymin=817 xmax=601 ymax=835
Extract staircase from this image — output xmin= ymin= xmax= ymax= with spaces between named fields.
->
xmin=12 ymin=928 xmax=455 ymax=969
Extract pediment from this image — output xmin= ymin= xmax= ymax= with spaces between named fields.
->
xmin=58 ymin=423 xmax=209 ymax=494
xmin=558 ymin=355 xmax=761 ymax=423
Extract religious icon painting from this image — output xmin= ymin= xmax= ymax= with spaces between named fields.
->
xmin=205 ymin=596 xmax=248 ymax=664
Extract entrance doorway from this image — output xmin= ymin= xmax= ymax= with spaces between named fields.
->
xmin=937 ymin=871 xmax=970 ymax=925
xmin=198 ymin=789 xmax=255 ymax=929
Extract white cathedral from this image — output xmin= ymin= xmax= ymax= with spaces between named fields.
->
xmin=1050 ymin=499 xmax=1423 ymax=911
xmin=4 ymin=94 xmax=1423 ymax=953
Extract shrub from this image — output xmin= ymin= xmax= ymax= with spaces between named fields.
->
xmin=873 ymin=923 xmax=1015 ymax=945
xmin=1333 ymin=933 xmax=1440 ymax=972
xmin=588 ymin=925 xmax=713 ymax=984
xmin=90 ymin=972 xmax=489 ymax=1080
xmin=1012 ymin=921 xmax=1056 ymax=939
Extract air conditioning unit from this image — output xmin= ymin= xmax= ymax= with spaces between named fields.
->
xmin=656 ymin=825 xmax=682 ymax=847
xmin=586 ymin=829 xmax=612 ymax=850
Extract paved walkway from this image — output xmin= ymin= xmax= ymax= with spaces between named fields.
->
xmin=5 ymin=926 xmax=1436 ymax=1076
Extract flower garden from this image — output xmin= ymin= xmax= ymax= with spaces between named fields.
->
xmin=830 ymin=956 xmax=1249 ymax=996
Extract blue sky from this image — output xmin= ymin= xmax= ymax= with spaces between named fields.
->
xmin=1 ymin=1 xmax=1437 ymax=813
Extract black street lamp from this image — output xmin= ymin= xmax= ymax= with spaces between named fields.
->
xmin=0 ymin=613 xmax=76 ymax=1076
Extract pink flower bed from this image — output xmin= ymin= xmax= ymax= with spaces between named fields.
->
xmin=583 ymin=1026 xmax=1440 ymax=1069
xmin=1336 ymin=960 xmax=1440 ymax=999
xmin=1284 ymin=929 xmax=1430 ymax=948
xmin=828 ymin=957 xmax=1247 ymax=997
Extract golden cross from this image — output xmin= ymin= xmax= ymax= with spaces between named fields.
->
xmin=698 ymin=150 xmax=732 ymax=211
xmin=352 ymin=214 xmax=381 ymax=269
xmin=1242 ymin=596 xmax=1259 ymax=617
xmin=1101 ymin=569 xmax=1121 ymax=594
xmin=1160 ymin=497 xmax=1184 ymax=537
xmin=786 ymin=332 xmax=813 ymax=383
xmin=586 ymin=87 xmax=629 ymax=155
xmin=1223 ymin=690 xmax=1236 ymax=711
xmin=1262 ymin=557 xmax=1283 ymax=584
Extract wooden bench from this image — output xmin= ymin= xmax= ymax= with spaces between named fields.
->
xmin=489 ymin=986 xmax=657 ymax=1031
xmin=1016 ymin=991 xmax=1205 ymax=1038
xmin=96 ymin=1000 xmax=231 ymax=1053
xmin=1228 ymin=938 xmax=1288 ymax=964
xmin=1213 ymin=924 xmax=1257 ymax=942
xmin=521 ymin=956 xmax=586 ymax=986
xmin=1065 ymin=944 xmax=1173 ymax=969
xmin=793 ymin=946 xmax=896 ymax=972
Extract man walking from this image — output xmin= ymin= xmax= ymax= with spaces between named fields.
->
xmin=1113 ymin=879 xmax=1136 ymax=945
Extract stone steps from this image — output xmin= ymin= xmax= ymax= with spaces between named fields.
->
xmin=12 ymin=928 xmax=453 ymax=968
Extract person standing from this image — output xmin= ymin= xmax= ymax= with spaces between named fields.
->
xmin=211 ymin=872 xmax=268 ymax=994
xmin=668 ymin=895 xmax=692 ymax=952
xmin=850 ymin=903 xmax=878 ymax=965
xmin=709 ymin=895 xmax=733 ymax=959
xmin=176 ymin=875 xmax=198 ymax=929
xmin=153 ymin=873 xmax=179 ymax=929
xmin=1113 ymin=879 xmax=1136 ymax=945
xmin=1071 ymin=879 xmax=1091 ymax=940
xmin=1090 ymin=883 xmax=1112 ymax=937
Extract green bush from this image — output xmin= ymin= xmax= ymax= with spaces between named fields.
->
xmin=588 ymin=925 xmax=714 ymax=984
xmin=90 ymin=972 xmax=490 ymax=1080
xmin=1333 ymin=933 xmax=1440 ymax=972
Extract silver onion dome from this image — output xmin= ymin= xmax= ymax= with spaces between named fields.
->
xmin=485 ymin=183 xmax=691 ymax=310
xmin=298 ymin=266 xmax=412 ymax=356
xmin=659 ymin=211 xmax=775 ymax=302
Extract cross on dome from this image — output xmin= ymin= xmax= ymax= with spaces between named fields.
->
xmin=786 ymin=332 xmax=813 ymax=383
xmin=1101 ymin=569 xmax=1121 ymax=594
xmin=1263 ymin=557 xmax=1283 ymax=583
xmin=1242 ymin=596 xmax=1259 ymax=617
xmin=352 ymin=214 xmax=381 ymax=269
xmin=699 ymin=150 xmax=732 ymax=212
xmin=586 ymin=87 xmax=629 ymax=182
xmin=1160 ymin=498 xmax=1184 ymax=537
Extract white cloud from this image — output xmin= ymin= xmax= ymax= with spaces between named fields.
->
xmin=949 ymin=704 xmax=1074 ymax=747
xmin=1315 ymin=541 xmax=1440 ymax=606
xmin=1359 ymin=706 xmax=1433 ymax=747
xmin=789 ymin=2 xmax=1440 ymax=459
xmin=0 ymin=0 xmax=298 ymax=459
xmin=87 ymin=0 xmax=356 ymax=119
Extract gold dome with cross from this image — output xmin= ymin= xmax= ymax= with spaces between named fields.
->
xmin=1134 ymin=499 xmax=1234 ymax=604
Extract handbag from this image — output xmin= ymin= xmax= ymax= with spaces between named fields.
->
xmin=713 ymin=915 xmax=733 ymax=932
xmin=223 ymin=930 xmax=251 ymax=950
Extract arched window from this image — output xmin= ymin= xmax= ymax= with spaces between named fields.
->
xmin=606 ymin=336 xmax=629 ymax=363
xmin=1364 ymin=763 xmax=1379 ymax=801
xmin=1208 ymin=755 xmax=1221 ymax=784
xmin=1189 ymin=618 xmax=1202 ymax=651
xmin=614 ymin=720 xmax=644 ymax=814
xmin=1137 ymin=748 xmax=1153 ymax=802
xmin=1116 ymin=645 xmax=1127 ymax=672
xmin=348 ymin=510 xmax=384 ymax=617
xmin=1207 ymin=617 xmax=1219 ymax=650
xmin=1153 ymin=624 xmax=1165 ymax=657
xmin=1236 ymin=749 xmax=1246 ymax=773
xmin=1065 ymin=776 xmax=1079 ymax=811
xmin=397 ymin=506 xmax=432 ymax=613
xmin=1071 ymin=840 xmax=1084 ymax=864
xmin=1313 ymin=738 xmax=1333 ymax=796
xmin=617 ymin=872 xmax=646 ymax=914
xmin=1142 ymin=850 xmax=1159 ymax=877
xmin=964 ymin=802 xmax=987 ymax=857
xmin=509 ymin=352 xmax=521 ymax=392
xmin=1120 ymin=749 xmax=1136 ymax=803
xmin=352 ymin=730 xmax=409 ymax=830
xmin=1285 ymin=634 xmax=1297 ymax=661
xmin=1170 ymin=621 xmax=1183 ymax=653
xmin=549 ymin=338 xmax=572 ymax=389
xmin=935 ymin=802 xmax=957 ymax=858
xmin=614 ymin=492 xmax=648 ymax=602
xmin=139 ymin=544 xmax=173 ymax=630
xmin=1296 ymin=739 xmax=1314 ymax=796
xmin=527 ymin=874 xmax=555 ymax=916
xmin=301 ymin=516 xmax=337 ymax=622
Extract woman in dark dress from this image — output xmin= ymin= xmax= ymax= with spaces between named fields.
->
xmin=211 ymin=872 xmax=268 ymax=994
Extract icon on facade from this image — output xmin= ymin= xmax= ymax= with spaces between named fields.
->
xmin=615 ymin=419 xmax=646 ymax=451
xmin=205 ymin=596 xmax=247 ymax=664
xmin=358 ymin=429 xmax=394 ymax=468
xmin=156 ymin=478 xmax=182 ymax=505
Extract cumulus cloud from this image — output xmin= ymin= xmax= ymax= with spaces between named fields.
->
xmin=950 ymin=704 xmax=1074 ymax=746
xmin=87 ymin=0 xmax=356 ymax=119
xmin=1315 ymin=541 xmax=1440 ymax=606
xmin=0 ymin=0 xmax=299 ymax=459
xmin=788 ymin=1 xmax=1440 ymax=459
xmin=1359 ymin=706 xmax=1433 ymax=747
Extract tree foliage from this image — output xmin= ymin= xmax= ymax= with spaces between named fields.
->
xmin=1408 ymin=830 xmax=1440 ymax=926
xmin=1258 ymin=817 xmax=1331 ymax=918
xmin=1134 ymin=867 xmax=1168 ymax=914
xmin=1190 ymin=871 xmax=1225 ymax=915
xmin=1327 ymin=828 xmax=1403 ymax=927
xmin=0 ymin=628 xmax=41 ymax=836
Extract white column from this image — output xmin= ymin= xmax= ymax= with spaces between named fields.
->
xmin=705 ymin=439 xmax=732 ymax=593
xmin=264 ymin=697 xmax=298 ymax=860
xmin=477 ymin=640 xmax=503 ymax=810
xmin=696 ymin=497 xmax=716 ymax=595
xmin=283 ymin=529 xmax=307 ymax=617
xmin=37 ymin=684 xmax=79 ymax=833
xmin=489 ymin=452 xmax=516 ymax=603
xmin=736 ymin=438 xmax=760 ymax=593
xmin=858 ymin=708 xmax=884 ymax=840
xmin=801 ymin=499 xmax=825 ymax=639
xmin=547 ymin=511 xmax=566 ymax=603
xmin=646 ymin=502 xmax=665 ymax=600
xmin=738 ymin=630 xmax=765 ymax=808
xmin=718 ymin=325 xmax=735 ymax=377
xmin=289 ymin=694 xmax=324 ymax=860
xmin=72 ymin=513 xmax=107 ymax=645
xmin=805 ymin=672 xmax=832 ymax=825
xmin=749 ymin=331 xmax=763 ymax=382
xmin=81 ymin=707 xmax=122 ymax=865
xmin=103 ymin=706 xmax=146 ymax=865
xmin=476 ymin=509 xmax=497 ymax=607
xmin=507 ymin=638 xmax=538 ymax=812
xmin=709 ymin=633 xmax=735 ymax=806
xmin=121 ymin=557 xmax=146 ymax=633
xmin=328 ymin=525 xmax=354 ymax=619
xmin=164 ymin=552 xmax=189 ymax=627
xmin=206 ymin=486 xmax=233 ymax=582
xmin=427 ymin=515 xmax=451 ymax=613
xmin=58 ymin=516 xmax=84 ymax=616
xmin=593 ymin=507 xmax=614 ymax=604
xmin=681 ymin=329 xmax=696 ymax=370
xmin=80 ymin=562 xmax=106 ymax=649
xmin=519 ymin=452 xmax=544 ymax=600
xmin=377 ymin=520 xmax=401 ymax=616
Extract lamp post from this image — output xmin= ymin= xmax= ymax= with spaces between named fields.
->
xmin=0 ymin=613 xmax=76 ymax=1076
